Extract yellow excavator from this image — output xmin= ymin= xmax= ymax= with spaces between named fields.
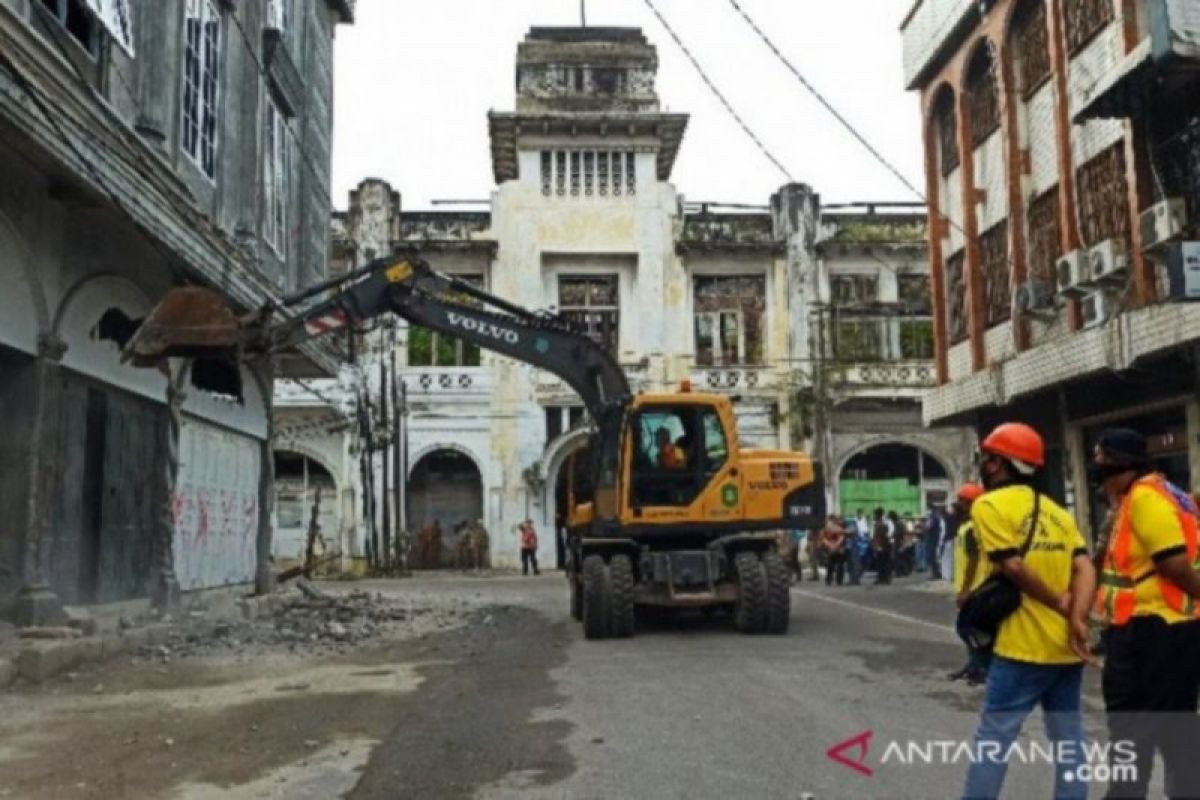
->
xmin=124 ymin=256 xmax=825 ymax=638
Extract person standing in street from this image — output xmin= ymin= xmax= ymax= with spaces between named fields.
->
xmin=925 ymin=505 xmax=945 ymax=580
xmin=518 ymin=519 xmax=540 ymax=576
xmin=821 ymin=515 xmax=848 ymax=586
xmin=950 ymin=482 xmax=989 ymax=685
xmin=872 ymin=508 xmax=893 ymax=585
xmin=847 ymin=511 xmax=866 ymax=585
xmin=1089 ymin=429 xmax=1200 ymax=798
xmin=961 ymin=423 xmax=1095 ymax=800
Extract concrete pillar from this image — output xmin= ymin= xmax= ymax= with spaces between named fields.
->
xmin=13 ymin=335 xmax=68 ymax=627
xmin=255 ymin=360 xmax=277 ymax=595
xmin=151 ymin=367 xmax=186 ymax=611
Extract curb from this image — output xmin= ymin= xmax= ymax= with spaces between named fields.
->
xmin=0 ymin=594 xmax=283 ymax=690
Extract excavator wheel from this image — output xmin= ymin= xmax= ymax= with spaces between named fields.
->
xmin=608 ymin=554 xmax=636 ymax=639
xmin=733 ymin=551 xmax=768 ymax=635
xmin=761 ymin=550 xmax=791 ymax=635
xmin=581 ymin=555 xmax=611 ymax=640
xmin=569 ymin=573 xmax=583 ymax=621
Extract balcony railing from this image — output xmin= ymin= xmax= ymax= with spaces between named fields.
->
xmin=402 ymin=367 xmax=492 ymax=395
xmin=831 ymin=361 xmax=936 ymax=388
xmin=690 ymin=365 xmax=780 ymax=392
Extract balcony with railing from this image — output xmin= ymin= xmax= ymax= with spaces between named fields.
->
xmin=401 ymin=366 xmax=493 ymax=398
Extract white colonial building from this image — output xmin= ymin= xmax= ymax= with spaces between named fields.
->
xmin=275 ymin=26 xmax=974 ymax=571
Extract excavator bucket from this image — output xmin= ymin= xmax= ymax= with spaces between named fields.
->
xmin=121 ymin=287 xmax=246 ymax=367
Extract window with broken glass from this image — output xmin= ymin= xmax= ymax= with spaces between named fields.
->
xmin=980 ymin=221 xmax=1012 ymax=327
xmin=693 ymin=276 xmax=766 ymax=367
xmin=946 ymin=252 xmax=968 ymax=345
xmin=1065 ymin=0 xmax=1114 ymax=55
xmin=559 ymin=276 xmax=620 ymax=356
xmin=830 ymin=274 xmax=879 ymax=306
xmin=832 ymin=317 xmax=885 ymax=362
xmin=37 ymin=0 xmax=101 ymax=55
xmin=408 ymin=276 xmax=484 ymax=367
xmin=898 ymin=274 xmax=932 ymax=313
xmin=266 ymin=0 xmax=292 ymax=33
xmin=182 ymin=0 xmax=222 ymax=179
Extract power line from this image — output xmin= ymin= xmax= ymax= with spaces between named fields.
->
xmin=640 ymin=0 xmax=794 ymax=183
xmin=726 ymin=0 xmax=924 ymax=202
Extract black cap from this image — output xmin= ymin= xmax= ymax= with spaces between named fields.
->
xmin=1096 ymin=428 xmax=1149 ymax=466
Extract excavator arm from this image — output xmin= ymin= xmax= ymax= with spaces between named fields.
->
xmin=124 ymin=257 xmax=631 ymax=519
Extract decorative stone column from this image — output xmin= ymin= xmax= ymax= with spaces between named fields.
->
xmin=13 ymin=334 xmax=68 ymax=627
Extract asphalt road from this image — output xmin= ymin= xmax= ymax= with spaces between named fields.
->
xmin=0 ymin=572 xmax=1143 ymax=800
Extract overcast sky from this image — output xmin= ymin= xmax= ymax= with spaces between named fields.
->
xmin=331 ymin=0 xmax=923 ymax=211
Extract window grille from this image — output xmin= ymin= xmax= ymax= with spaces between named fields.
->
xmin=1077 ymin=145 xmax=1130 ymax=248
xmin=935 ymin=93 xmax=960 ymax=177
xmin=966 ymin=47 xmax=1001 ymax=148
xmin=980 ymin=221 xmax=1011 ymax=327
xmin=1065 ymin=0 xmax=1114 ymax=55
xmin=1026 ymin=189 xmax=1062 ymax=285
xmin=1012 ymin=0 xmax=1051 ymax=98
xmin=946 ymin=252 xmax=968 ymax=345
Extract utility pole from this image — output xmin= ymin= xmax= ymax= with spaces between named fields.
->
xmin=379 ymin=351 xmax=391 ymax=571
xmin=390 ymin=326 xmax=402 ymax=571
xmin=580 ymin=0 xmax=586 ymax=26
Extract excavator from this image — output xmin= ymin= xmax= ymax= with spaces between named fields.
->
xmin=123 ymin=256 xmax=825 ymax=639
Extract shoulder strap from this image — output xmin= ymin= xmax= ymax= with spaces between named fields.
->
xmin=1019 ymin=489 xmax=1041 ymax=557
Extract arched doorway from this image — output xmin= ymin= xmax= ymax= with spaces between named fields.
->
xmin=407 ymin=449 xmax=483 ymax=569
xmin=838 ymin=443 xmax=951 ymax=518
xmin=274 ymin=451 xmax=340 ymax=565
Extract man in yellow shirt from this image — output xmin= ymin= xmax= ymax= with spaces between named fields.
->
xmin=950 ymin=482 xmax=989 ymax=685
xmin=962 ymin=423 xmax=1096 ymax=800
xmin=1090 ymin=428 xmax=1200 ymax=798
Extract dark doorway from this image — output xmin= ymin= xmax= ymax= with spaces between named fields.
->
xmin=407 ymin=450 xmax=483 ymax=569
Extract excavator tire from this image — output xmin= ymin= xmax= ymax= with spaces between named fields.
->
xmin=582 ymin=555 xmax=611 ymax=640
xmin=762 ymin=549 xmax=791 ymax=635
xmin=608 ymin=554 xmax=636 ymax=638
xmin=733 ymin=551 xmax=768 ymax=635
xmin=569 ymin=572 xmax=583 ymax=621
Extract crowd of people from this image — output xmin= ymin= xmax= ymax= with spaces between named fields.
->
xmin=783 ymin=502 xmax=965 ymax=588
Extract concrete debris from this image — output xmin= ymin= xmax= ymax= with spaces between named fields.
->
xmin=132 ymin=587 xmax=452 ymax=663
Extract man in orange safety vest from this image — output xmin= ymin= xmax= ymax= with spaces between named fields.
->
xmin=1090 ymin=428 xmax=1200 ymax=798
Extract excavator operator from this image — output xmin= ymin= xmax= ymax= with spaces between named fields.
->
xmin=656 ymin=427 xmax=687 ymax=469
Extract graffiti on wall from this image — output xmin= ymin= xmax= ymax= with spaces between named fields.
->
xmin=173 ymin=419 xmax=261 ymax=591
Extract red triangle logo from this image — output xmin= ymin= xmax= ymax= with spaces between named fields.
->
xmin=826 ymin=730 xmax=874 ymax=777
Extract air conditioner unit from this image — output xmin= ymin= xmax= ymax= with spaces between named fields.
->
xmin=1080 ymin=292 xmax=1115 ymax=329
xmin=1086 ymin=239 xmax=1129 ymax=287
xmin=1140 ymin=198 xmax=1188 ymax=251
xmin=1013 ymin=279 xmax=1056 ymax=319
xmin=1055 ymin=250 xmax=1087 ymax=297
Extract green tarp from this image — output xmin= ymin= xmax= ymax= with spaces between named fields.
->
xmin=838 ymin=478 xmax=921 ymax=517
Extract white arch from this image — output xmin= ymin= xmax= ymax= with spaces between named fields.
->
xmin=273 ymin=445 xmax=343 ymax=494
xmin=538 ymin=427 xmax=590 ymax=527
xmin=833 ymin=436 xmax=958 ymax=487
xmin=407 ymin=443 xmax=486 ymax=482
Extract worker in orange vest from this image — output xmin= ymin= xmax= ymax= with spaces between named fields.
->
xmin=1089 ymin=428 xmax=1200 ymax=798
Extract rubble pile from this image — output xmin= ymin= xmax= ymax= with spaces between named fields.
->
xmin=135 ymin=583 xmax=460 ymax=663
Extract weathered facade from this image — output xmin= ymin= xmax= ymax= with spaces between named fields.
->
xmin=276 ymin=26 xmax=973 ymax=570
xmin=903 ymin=0 xmax=1200 ymax=534
xmin=0 ymin=0 xmax=350 ymax=622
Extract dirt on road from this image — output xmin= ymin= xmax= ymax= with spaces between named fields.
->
xmin=0 ymin=578 xmax=575 ymax=800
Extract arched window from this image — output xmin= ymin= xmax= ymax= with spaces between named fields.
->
xmin=965 ymin=43 xmax=1001 ymax=148
xmin=1010 ymin=0 xmax=1051 ymax=99
xmin=932 ymin=87 xmax=959 ymax=177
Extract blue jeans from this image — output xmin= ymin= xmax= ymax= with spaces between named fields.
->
xmin=962 ymin=656 xmax=1085 ymax=800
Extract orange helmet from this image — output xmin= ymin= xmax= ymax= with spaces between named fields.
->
xmin=956 ymin=482 xmax=985 ymax=502
xmin=981 ymin=422 xmax=1045 ymax=474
